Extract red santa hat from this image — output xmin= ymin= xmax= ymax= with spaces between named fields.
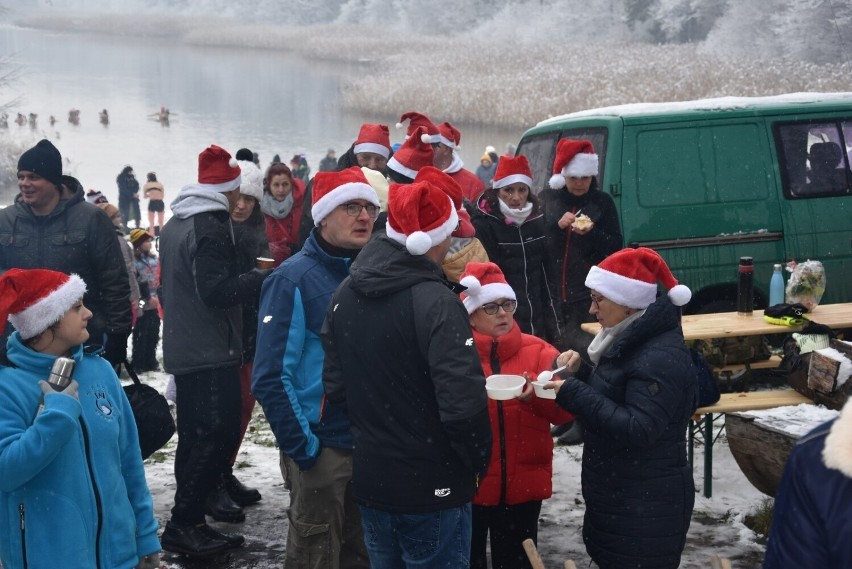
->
xmin=492 ymin=154 xmax=533 ymax=190
xmin=548 ymin=139 xmax=599 ymax=190
xmin=311 ymin=166 xmax=380 ymax=226
xmin=0 ymin=268 xmax=87 ymax=340
xmin=585 ymin=247 xmax=691 ymax=309
xmin=386 ymin=180 xmax=459 ymax=255
xmin=436 ymin=121 xmax=461 ymax=149
xmin=386 ymin=126 xmax=435 ymax=181
xmin=459 ymin=262 xmax=517 ymax=314
xmin=396 ymin=111 xmax=440 ymax=143
xmin=353 ymin=123 xmax=392 ymax=159
xmin=414 ymin=166 xmax=475 ymax=238
xmin=197 ymin=145 xmax=242 ymax=192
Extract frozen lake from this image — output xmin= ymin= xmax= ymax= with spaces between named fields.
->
xmin=0 ymin=23 xmax=521 ymax=208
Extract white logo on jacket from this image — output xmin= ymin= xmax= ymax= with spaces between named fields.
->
xmin=465 ymin=338 xmax=473 ymax=346
xmin=434 ymin=488 xmax=451 ymax=498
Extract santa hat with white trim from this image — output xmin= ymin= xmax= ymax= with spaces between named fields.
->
xmin=459 ymin=262 xmax=516 ymax=314
xmin=396 ymin=111 xmax=440 ymax=143
xmin=585 ymin=247 xmax=691 ymax=309
xmin=354 ymin=123 xmax=392 ymax=159
xmin=197 ymin=145 xmax=242 ymax=192
xmin=0 ymin=268 xmax=87 ymax=340
xmin=386 ymin=126 xmax=435 ymax=182
xmin=436 ymin=122 xmax=461 ymax=149
xmin=414 ymin=166 xmax=475 ymax=238
xmin=311 ymin=166 xmax=380 ymax=226
xmin=548 ymin=139 xmax=599 ymax=190
xmin=492 ymin=154 xmax=533 ymax=190
xmin=386 ymin=179 xmax=459 ymax=256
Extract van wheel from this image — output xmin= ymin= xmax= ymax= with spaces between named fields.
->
xmin=694 ymin=300 xmax=737 ymax=315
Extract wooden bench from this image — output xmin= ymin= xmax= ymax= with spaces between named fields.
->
xmin=689 ymin=389 xmax=812 ymax=498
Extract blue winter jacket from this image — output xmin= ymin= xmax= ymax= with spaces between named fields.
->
xmin=251 ymin=231 xmax=354 ymax=471
xmin=764 ymin=399 xmax=852 ymax=568
xmin=0 ymin=334 xmax=160 ymax=569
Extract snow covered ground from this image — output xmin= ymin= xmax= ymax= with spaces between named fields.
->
xmin=134 ymin=365 xmax=800 ymax=568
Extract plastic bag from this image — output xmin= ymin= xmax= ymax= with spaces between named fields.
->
xmin=785 ymin=260 xmax=826 ymax=311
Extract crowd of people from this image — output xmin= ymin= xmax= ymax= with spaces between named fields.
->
xmin=0 ymin=112 xmax=835 ymax=569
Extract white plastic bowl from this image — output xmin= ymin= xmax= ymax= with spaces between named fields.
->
xmin=485 ymin=375 xmax=526 ymax=400
xmin=532 ymin=380 xmax=556 ymax=399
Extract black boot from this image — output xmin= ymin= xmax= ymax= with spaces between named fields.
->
xmin=205 ymin=481 xmax=245 ymax=523
xmin=556 ymin=419 xmax=584 ymax=446
xmin=161 ymin=521 xmax=230 ymax=557
xmin=224 ymin=473 xmax=262 ymax=507
xmin=199 ymin=524 xmax=245 ymax=549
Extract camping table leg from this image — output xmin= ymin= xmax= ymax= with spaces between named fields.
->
xmin=703 ymin=412 xmax=714 ymax=498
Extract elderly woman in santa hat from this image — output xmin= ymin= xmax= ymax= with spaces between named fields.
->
xmin=539 ymin=139 xmax=622 ymax=360
xmin=472 ymin=154 xmax=561 ymax=346
xmin=0 ymin=268 xmax=160 ymax=569
xmin=460 ymin=261 xmax=574 ymax=569
xmin=546 ymin=247 xmax=697 ymax=569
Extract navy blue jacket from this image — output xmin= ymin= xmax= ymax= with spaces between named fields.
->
xmin=555 ymin=295 xmax=696 ymax=569
xmin=764 ymin=400 xmax=852 ymax=568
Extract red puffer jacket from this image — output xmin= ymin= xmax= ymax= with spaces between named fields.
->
xmin=263 ymin=177 xmax=306 ymax=266
xmin=473 ymin=322 xmax=574 ymax=506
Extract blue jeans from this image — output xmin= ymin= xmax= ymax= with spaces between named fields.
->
xmin=358 ymin=503 xmax=472 ymax=569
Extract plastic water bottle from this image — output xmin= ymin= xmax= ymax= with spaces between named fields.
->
xmin=769 ymin=263 xmax=785 ymax=307
xmin=737 ymin=257 xmax=754 ymax=316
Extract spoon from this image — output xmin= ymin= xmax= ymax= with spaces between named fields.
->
xmin=536 ymin=365 xmax=567 ymax=383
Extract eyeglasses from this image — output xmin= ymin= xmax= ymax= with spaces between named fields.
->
xmin=340 ymin=203 xmax=379 ymax=219
xmin=590 ymin=293 xmax=607 ymax=310
xmin=480 ymin=300 xmax=517 ymax=315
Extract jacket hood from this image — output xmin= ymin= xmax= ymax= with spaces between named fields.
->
xmin=823 ymin=397 xmax=852 ymax=477
xmin=349 ymin=236 xmax=447 ymax=298
xmin=14 ymin=182 xmax=85 ymax=218
xmin=170 ymin=187 xmax=229 ymax=219
xmin=6 ymin=332 xmax=85 ymax=373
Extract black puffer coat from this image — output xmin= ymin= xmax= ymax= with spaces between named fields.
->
xmin=232 ymin=206 xmax=270 ymax=362
xmin=472 ymin=188 xmax=560 ymax=345
xmin=555 ymin=295 xmax=697 ymax=569
xmin=539 ymin=186 xmax=621 ymax=306
xmin=0 ymin=186 xmax=131 ymax=340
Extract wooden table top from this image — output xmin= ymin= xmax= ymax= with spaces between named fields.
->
xmin=581 ymin=302 xmax=852 ymax=341
xmin=695 ymin=389 xmax=813 ymax=416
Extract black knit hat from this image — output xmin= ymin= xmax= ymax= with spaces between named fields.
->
xmin=235 ymin=148 xmax=254 ymax=162
xmin=18 ymin=139 xmax=62 ymax=187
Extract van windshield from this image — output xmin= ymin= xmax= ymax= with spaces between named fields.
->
xmin=518 ymin=128 xmax=608 ymax=194
xmin=775 ymin=120 xmax=852 ymax=198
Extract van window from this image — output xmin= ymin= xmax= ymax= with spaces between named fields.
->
xmin=775 ymin=120 xmax=852 ymax=197
xmin=636 ymin=123 xmax=769 ymax=207
xmin=517 ymin=127 xmax=607 ymax=194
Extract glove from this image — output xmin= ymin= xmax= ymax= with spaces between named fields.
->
xmin=239 ymin=268 xmax=273 ymax=298
xmin=103 ymin=331 xmax=130 ymax=368
xmin=134 ymin=552 xmax=160 ymax=569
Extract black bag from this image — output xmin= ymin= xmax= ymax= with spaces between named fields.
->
xmin=121 ymin=362 xmax=175 ymax=459
xmin=690 ymin=348 xmax=721 ymax=408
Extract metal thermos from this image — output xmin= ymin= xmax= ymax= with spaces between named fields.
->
xmin=47 ymin=357 xmax=75 ymax=391
xmin=737 ymin=257 xmax=754 ymax=316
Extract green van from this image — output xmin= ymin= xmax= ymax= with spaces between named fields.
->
xmin=517 ymin=93 xmax=852 ymax=313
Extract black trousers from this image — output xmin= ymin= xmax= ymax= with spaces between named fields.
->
xmin=171 ymin=367 xmax=242 ymax=525
xmin=471 ymin=501 xmax=543 ymax=569
xmin=131 ymin=309 xmax=160 ymax=371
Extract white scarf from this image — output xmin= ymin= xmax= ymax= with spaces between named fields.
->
xmin=261 ymin=191 xmax=294 ymax=219
xmin=498 ymin=199 xmax=533 ymax=226
xmin=586 ymin=309 xmax=646 ymax=365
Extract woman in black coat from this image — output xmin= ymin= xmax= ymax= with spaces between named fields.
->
xmin=472 ymin=154 xmax=560 ymax=346
xmin=547 ymin=247 xmax=697 ymax=569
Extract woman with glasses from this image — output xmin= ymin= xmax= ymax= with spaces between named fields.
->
xmin=472 ymin=155 xmax=561 ymax=347
xmin=460 ymin=262 xmax=574 ymax=569
xmin=546 ymin=248 xmax=697 ymax=569
xmin=261 ymin=162 xmax=307 ymax=266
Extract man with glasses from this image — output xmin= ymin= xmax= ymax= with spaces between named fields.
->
xmin=252 ymin=167 xmax=380 ymax=569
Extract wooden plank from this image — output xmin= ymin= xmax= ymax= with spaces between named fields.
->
xmin=695 ymin=389 xmax=812 ymax=416
xmin=522 ymin=539 xmax=546 ymax=569
xmin=714 ymin=355 xmax=781 ymax=373
xmin=726 ymin=413 xmax=798 ymax=496
xmin=581 ymin=302 xmax=852 ymax=340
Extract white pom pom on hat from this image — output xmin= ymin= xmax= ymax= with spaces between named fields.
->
xmin=585 ymin=247 xmax=691 ymax=309
xmin=459 ymin=262 xmax=517 ymax=314
xmin=406 ymin=231 xmax=433 ymax=255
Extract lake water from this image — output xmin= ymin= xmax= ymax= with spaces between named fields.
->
xmin=0 ymin=24 xmax=521 ymax=209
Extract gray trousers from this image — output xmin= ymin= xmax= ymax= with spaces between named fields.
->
xmin=280 ymin=447 xmax=369 ymax=569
